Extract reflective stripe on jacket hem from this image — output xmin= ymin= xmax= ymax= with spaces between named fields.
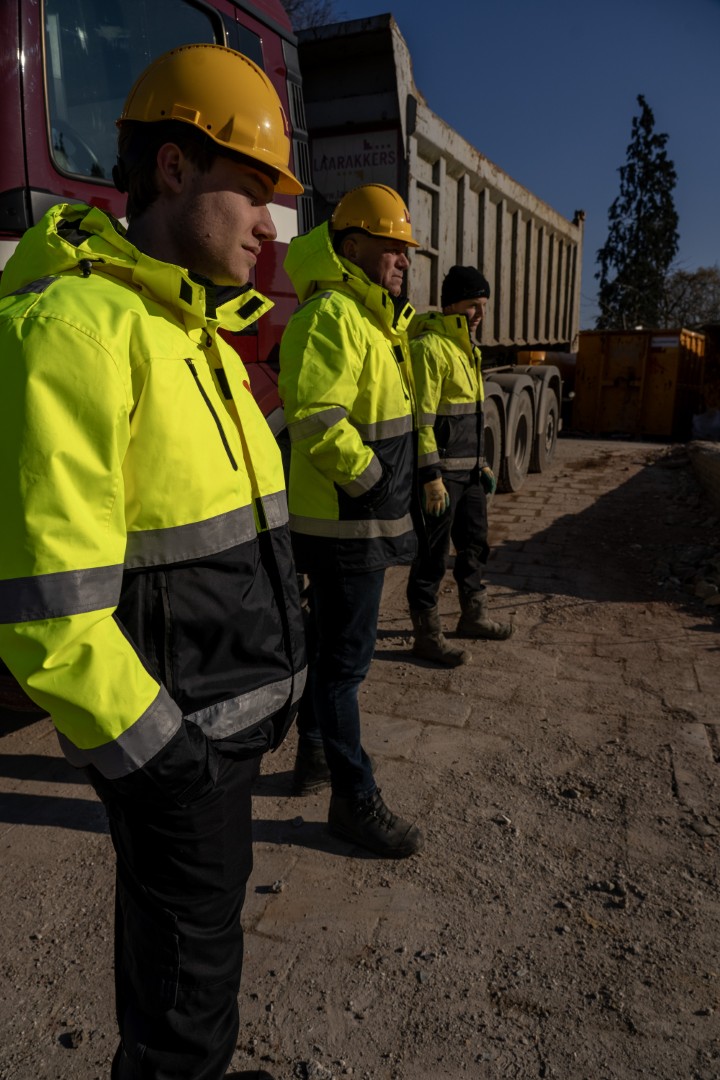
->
xmin=339 ymin=455 xmax=383 ymax=497
xmin=437 ymin=402 xmax=478 ymax=416
xmin=124 ymin=497 xmax=289 ymax=569
xmin=57 ymin=687 xmax=182 ymax=778
xmin=441 ymin=457 xmax=481 ymax=471
xmin=0 ymin=564 xmax=124 ymax=624
xmin=125 ymin=505 xmax=256 ymax=568
xmin=353 ymin=415 xmax=413 ymax=441
xmin=290 ymin=513 xmax=414 ymax=540
xmin=187 ymin=667 xmax=307 ymax=740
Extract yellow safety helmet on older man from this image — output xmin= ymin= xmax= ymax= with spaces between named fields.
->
xmin=331 ymin=183 xmax=419 ymax=247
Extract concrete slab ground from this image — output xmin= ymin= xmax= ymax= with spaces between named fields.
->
xmin=1 ymin=436 xmax=719 ymax=1080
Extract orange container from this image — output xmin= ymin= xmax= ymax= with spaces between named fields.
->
xmin=572 ymin=329 xmax=706 ymax=438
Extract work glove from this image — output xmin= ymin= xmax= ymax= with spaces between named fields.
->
xmin=480 ymin=465 xmax=497 ymax=496
xmin=422 ymin=478 xmax=450 ymax=516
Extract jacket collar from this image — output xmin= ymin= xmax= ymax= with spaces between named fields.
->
xmin=284 ymin=221 xmax=415 ymax=337
xmin=409 ymin=309 xmax=474 ymax=355
xmin=1 ymin=203 xmax=272 ymax=339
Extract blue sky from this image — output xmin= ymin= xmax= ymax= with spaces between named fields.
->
xmin=333 ymin=0 xmax=719 ymax=328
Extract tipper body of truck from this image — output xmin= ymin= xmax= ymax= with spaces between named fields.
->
xmin=298 ymin=13 xmax=585 ymax=490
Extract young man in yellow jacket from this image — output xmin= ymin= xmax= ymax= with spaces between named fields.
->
xmin=279 ymin=184 xmax=423 ymax=858
xmin=0 ymin=45 xmax=305 ymax=1080
xmin=408 ymin=265 xmax=513 ymax=666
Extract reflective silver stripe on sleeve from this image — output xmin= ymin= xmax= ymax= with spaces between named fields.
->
xmin=288 ymin=406 xmax=348 ymax=443
xmin=265 ymin=406 xmax=286 ymax=436
xmin=125 ymin=505 xmax=257 ymax=569
xmin=418 ymin=451 xmax=441 ymax=467
xmin=353 ymin=415 xmax=413 ymax=440
xmin=339 ymin=454 xmax=383 ymax=496
xmin=0 ymin=564 xmax=124 ymax=624
xmin=187 ymin=667 xmax=307 ymax=739
xmin=294 ymin=291 xmax=333 ymax=313
xmin=56 ymin=687 xmax=182 ymax=778
xmin=290 ymin=512 xmax=414 ymax=540
xmin=10 ymin=276 xmax=58 ymax=296
xmin=259 ymin=490 xmax=289 ymax=529
xmin=441 ymin=457 xmax=481 ymax=471
xmin=419 ymin=412 xmax=437 ymax=427
xmin=437 ymin=402 xmax=478 ymax=416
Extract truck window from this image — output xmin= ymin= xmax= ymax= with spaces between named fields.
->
xmin=44 ymin=0 xmax=225 ymax=183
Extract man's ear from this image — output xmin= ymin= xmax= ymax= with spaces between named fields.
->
xmin=155 ymin=143 xmax=187 ymax=194
xmin=340 ymin=234 xmax=359 ymax=261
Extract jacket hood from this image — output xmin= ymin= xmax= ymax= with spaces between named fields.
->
xmin=0 ymin=203 xmax=272 ymax=336
xmin=283 ymin=220 xmax=346 ymax=303
xmin=410 ymin=310 xmax=474 ymax=354
xmin=284 ymin=220 xmax=415 ymax=336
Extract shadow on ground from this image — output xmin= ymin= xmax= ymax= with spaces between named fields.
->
xmin=489 ymin=450 xmax=720 ymax=623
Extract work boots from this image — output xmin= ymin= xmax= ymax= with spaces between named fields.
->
xmin=456 ymin=591 xmax=513 ymax=640
xmin=328 ymin=788 xmax=423 ymax=858
xmin=410 ymin=607 xmax=470 ymax=667
xmin=292 ymin=739 xmax=331 ymax=796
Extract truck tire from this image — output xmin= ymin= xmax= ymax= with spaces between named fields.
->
xmin=499 ymin=391 xmax=533 ymax=493
xmin=530 ymin=391 xmax=559 ymax=473
xmin=482 ymin=398 xmax=503 ymax=479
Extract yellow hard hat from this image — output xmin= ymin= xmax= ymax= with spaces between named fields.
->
xmin=331 ymin=184 xmax=419 ymax=247
xmin=118 ymin=43 xmax=303 ymax=195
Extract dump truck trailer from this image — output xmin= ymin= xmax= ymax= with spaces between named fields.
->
xmin=298 ymin=14 xmax=584 ymax=490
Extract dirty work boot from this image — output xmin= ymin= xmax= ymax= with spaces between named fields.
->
xmin=328 ymin=788 xmax=423 ymax=858
xmin=292 ymin=739 xmax=331 ymax=795
xmin=456 ymin=591 xmax=513 ymax=640
xmin=410 ymin=607 xmax=470 ymax=667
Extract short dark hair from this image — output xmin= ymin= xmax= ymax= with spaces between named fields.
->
xmin=114 ymin=120 xmax=217 ymax=219
xmin=114 ymin=120 xmax=278 ymax=219
xmin=331 ymin=226 xmax=370 ymax=255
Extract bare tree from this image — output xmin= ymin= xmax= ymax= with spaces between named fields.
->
xmin=282 ymin=0 xmax=338 ymax=30
xmin=661 ymin=265 xmax=720 ymax=328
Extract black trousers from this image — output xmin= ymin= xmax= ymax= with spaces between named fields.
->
xmin=95 ymin=752 xmax=259 ymax=1080
xmin=296 ymin=568 xmax=385 ymax=798
xmin=407 ymin=474 xmax=489 ymax=612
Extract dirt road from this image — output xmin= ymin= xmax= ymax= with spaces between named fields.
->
xmin=1 ymin=437 xmax=719 ymax=1080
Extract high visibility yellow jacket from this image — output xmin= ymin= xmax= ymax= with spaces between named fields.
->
xmin=410 ymin=311 xmax=485 ymax=482
xmin=279 ymin=221 xmax=418 ymax=573
xmin=0 ymin=204 xmax=305 ymax=787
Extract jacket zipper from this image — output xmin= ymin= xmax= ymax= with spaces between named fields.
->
xmin=184 ymin=358 xmax=238 ymax=471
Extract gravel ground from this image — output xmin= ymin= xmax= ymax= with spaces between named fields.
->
xmin=1 ymin=436 xmax=719 ymax=1080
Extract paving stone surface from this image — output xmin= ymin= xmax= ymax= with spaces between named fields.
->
xmin=1 ymin=436 xmax=719 ymax=1080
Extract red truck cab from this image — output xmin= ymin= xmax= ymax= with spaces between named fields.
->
xmin=0 ymin=0 xmax=312 ymax=427
xmin=0 ymin=0 xmax=312 ymax=712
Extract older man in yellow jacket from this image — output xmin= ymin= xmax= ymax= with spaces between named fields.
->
xmin=279 ymin=184 xmax=423 ymax=859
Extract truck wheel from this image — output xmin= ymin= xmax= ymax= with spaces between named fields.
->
xmin=530 ymin=392 xmax=559 ymax=473
xmin=499 ymin=392 xmax=533 ymax=492
xmin=482 ymin=398 xmax=503 ymax=479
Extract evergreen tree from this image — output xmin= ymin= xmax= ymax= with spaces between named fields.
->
xmin=596 ymin=95 xmax=678 ymax=329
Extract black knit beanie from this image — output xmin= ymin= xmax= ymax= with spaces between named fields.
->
xmin=441 ymin=265 xmax=491 ymax=308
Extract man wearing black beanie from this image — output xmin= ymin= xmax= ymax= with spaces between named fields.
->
xmin=407 ymin=265 xmax=513 ymax=665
